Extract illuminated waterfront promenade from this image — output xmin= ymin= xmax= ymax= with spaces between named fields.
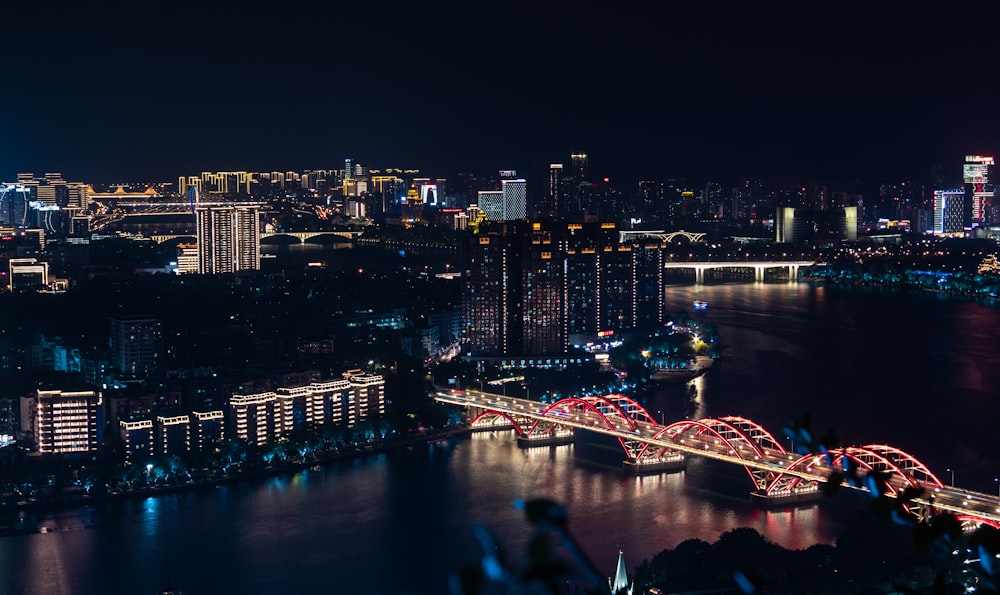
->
xmin=435 ymin=388 xmax=1000 ymax=527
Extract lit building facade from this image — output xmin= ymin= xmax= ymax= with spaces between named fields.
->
xmin=191 ymin=410 xmax=225 ymax=451
xmin=775 ymin=207 xmax=858 ymax=243
xmin=196 ymin=205 xmax=261 ymax=274
xmin=120 ymin=420 xmax=154 ymax=462
xmin=963 ymin=155 xmax=994 ymax=225
xmin=933 ymin=190 xmax=966 ymax=235
xmin=8 ymin=258 xmax=48 ymax=292
xmin=156 ymin=415 xmax=191 ymax=456
xmin=175 ymin=243 xmax=199 ymax=274
xmin=477 ymin=179 xmax=527 ymax=222
xmin=229 ymin=373 xmax=385 ymax=447
xmin=21 ymin=389 xmax=103 ymax=457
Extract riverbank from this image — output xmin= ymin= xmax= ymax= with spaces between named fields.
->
xmin=0 ymin=425 xmax=472 ymax=520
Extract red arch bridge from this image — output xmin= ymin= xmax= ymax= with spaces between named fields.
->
xmin=434 ymin=388 xmax=1000 ymax=529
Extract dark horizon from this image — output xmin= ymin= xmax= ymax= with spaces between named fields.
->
xmin=2 ymin=3 xmax=997 ymax=187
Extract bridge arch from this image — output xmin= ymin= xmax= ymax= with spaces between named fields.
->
xmin=765 ymin=445 xmax=928 ymax=497
xmin=531 ymin=397 xmax=634 ymax=454
xmin=642 ymin=418 xmax=770 ymax=487
xmin=859 ymin=444 xmax=944 ymax=487
xmin=468 ymin=410 xmax=527 ymax=436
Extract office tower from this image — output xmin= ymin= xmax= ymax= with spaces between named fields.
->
xmin=933 ymin=189 xmax=965 ymax=235
xmin=776 ymin=207 xmax=859 ymax=242
xmin=963 ymin=155 xmax=994 ymax=224
xmin=8 ymin=258 xmax=48 ymax=292
xmin=344 ymin=158 xmax=354 ymax=184
xmin=477 ymin=190 xmax=504 ymax=221
xmin=110 ymin=316 xmax=163 ymax=379
xmin=502 ymin=178 xmax=527 ymax=220
xmin=570 ymin=152 xmax=588 ymax=212
xmin=548 ymin=163 xmax=563 ymax=216
xmin=477 ymin=179 xmax=527 ymax=222
xmin=196 ymin=205 xmax=261 ymax=274
xmin=570 ymin=153 xmax=588 ymax=186
xmin=21 ymin=389 xmax=103 ymax=457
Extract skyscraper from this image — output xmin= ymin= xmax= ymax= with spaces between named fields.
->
xmin=963 ymin=155 xmax=993 ymax=225
xmin=933 ymin=189 xmax=965 ymax=235
xmin=196 ymin=205 xmax=261 ymax=274
xmin=476 ymin=179 xmax=527 ymax=222
xmin=462 ymin=220 xmax=657 ymax=359
xmin=501 ymin=178 xmax=527 ymax=220
xmin=548 ymin=163 xmax=563 ymax=216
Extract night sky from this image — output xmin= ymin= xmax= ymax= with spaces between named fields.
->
xmin=2 ymin=2 xmax=997 ymax=186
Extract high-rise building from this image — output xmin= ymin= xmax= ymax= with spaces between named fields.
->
xmin=110 ymin=316 xmax=163 ymax=379
xmin=477 ymin=179 xmax=527 ymax=221
xmin=570 ymin=152 xmax=589 ymax=212
xmin=21 ymin=389 xmax=103 ymax=457
xmin=196 ymin=205 xmax=261 ymax=274
xmin=776 ymin=207 xmax=858 ymax=243
xmin=548 ymin=163 xmax=564 ymax=217
xmin=933 ymin=189 xmax=966 ymax=235
xmin=963 ymin=155 xmax=994 ymax=225
xmin=463 ymin=220 xmax=660 ymax=361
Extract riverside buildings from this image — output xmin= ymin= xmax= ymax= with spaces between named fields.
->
xmin=17 ymin=371 xmax=383 ymax=462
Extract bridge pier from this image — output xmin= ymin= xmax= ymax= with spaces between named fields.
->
xmin=516 ymin=431 xmax=574 ymax=448
xmin=749 ymin=486 xmax=823 ymax=508
xmin=623 ymin=454 xmax=686 ymax=475
xmin=754 ymin=266 xmax=765 ymax=282
xmin=695 ymin=267 xmax=704 ymax=284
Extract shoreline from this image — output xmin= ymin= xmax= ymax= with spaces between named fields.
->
xmin=0 ymin=425 xmax=472 ymax=522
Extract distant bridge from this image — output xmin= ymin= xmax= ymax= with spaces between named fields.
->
xmin=259 ymin=231 xmax=360 ymax=243
xmin=435 ymin=389 xmax=1000 ymax=528
xmin=147 ymin=230 xmax=360 ymax=244
xmin=664 ymin=260 xmax=822 ymax=283
xmin=620 ymin=230 xmax=707 ymax=244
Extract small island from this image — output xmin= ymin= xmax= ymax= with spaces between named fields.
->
xmin=609 ymin=312 xmax=722 ymax=386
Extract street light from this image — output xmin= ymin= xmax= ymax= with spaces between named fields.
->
xmin=995 ymin=477 xmax=999 ymax=499
xmin=947 ymin=468 xmax=955 ymax=487
xmin=656 ymin=410 xmax=664 ymax=426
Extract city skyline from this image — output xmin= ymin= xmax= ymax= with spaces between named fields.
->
xmin=3 ymin=4 xmax=998 ymax=185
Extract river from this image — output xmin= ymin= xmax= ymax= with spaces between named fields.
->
xmin=2 ymin=271 xmax=999 ymax=594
